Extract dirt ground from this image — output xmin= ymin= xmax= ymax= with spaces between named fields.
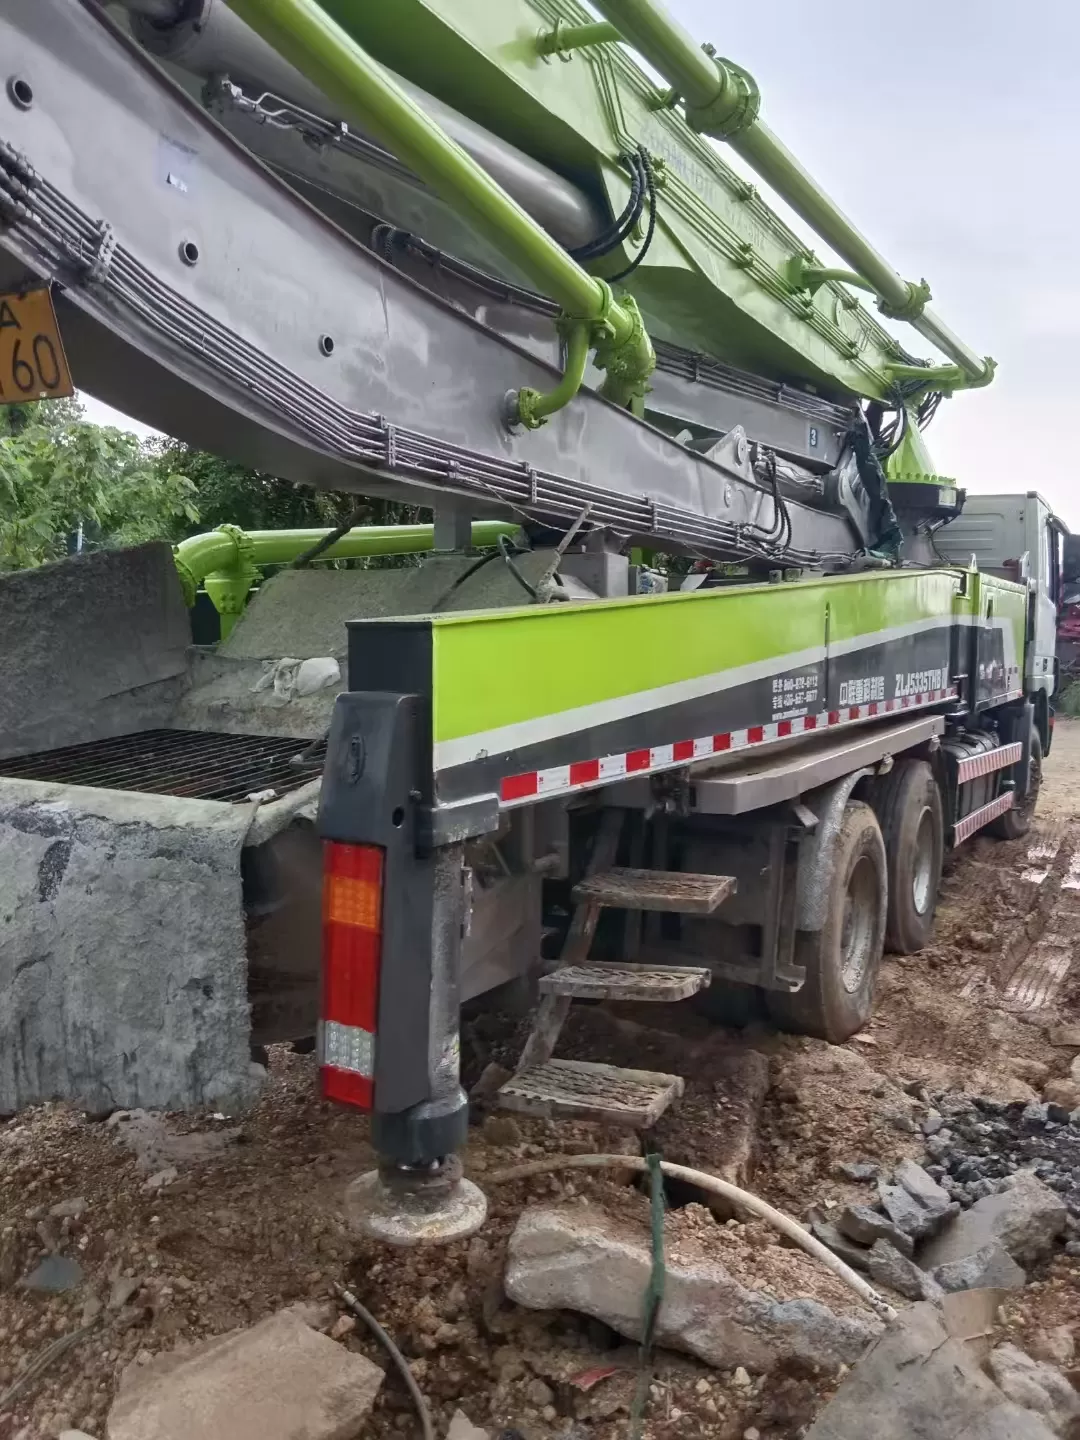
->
xmin=3 ymin=724 xmax=1080 ymax=1440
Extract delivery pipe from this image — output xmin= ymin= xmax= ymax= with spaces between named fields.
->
xmin=588 ymin=0 xmax=993 ymax=384
xmin=173 ymin=520 xmax=516 ymax=629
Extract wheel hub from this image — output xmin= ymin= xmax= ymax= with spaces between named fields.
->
xmin=840 ymin=854 xmax=878 ymax=993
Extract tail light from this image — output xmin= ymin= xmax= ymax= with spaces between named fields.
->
xmin=320 ymin=841 xmax=384 ymax=1109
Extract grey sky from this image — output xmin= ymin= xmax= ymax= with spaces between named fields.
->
xmin=670 ymin=0 xmax=1080 ymax=527
xmin=87 ymin=2 xmax=1080 ymax=526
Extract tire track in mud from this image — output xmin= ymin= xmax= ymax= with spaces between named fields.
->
xmin=962 ymin=820 xmax=1080 ymax=1016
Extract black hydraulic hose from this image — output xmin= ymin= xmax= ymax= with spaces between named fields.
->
xmin=568 ymin=149 xmax=645 ymax=262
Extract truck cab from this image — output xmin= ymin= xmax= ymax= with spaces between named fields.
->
xmin=934 ymin=491 xmax=1067 ymax=743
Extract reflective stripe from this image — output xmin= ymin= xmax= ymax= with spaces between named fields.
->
xmin=956 ymin=741 xmax=1023 ymax=784
xmin=498 ymin=689 xmax=958 ymax=806
xmin=319 ymin=1018 xmax=375 ymax=1078
xmin=953 ymin=791 xmax=1013 ymax=844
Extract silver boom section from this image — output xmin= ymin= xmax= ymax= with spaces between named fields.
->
xmin=0 ymin=0 xmax=865 ymax=564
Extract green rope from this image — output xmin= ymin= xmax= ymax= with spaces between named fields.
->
xmin=628 ymin=1151 xmax=666 ymax=1440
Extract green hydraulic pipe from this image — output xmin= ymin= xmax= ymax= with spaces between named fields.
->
xmin=173 ymin=521 xmax=516 ymax=631
xmin=537 ymin=20 xmax=623 ymax=58
xmin=225 ymin=0 xmax=654 ymax=407
xmin=513 ymin=321 xmax=591 ymax=429
xmin=587 ymin=0 xmax=993 ymax=386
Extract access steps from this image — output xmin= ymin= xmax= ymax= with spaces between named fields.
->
xmin=497 ymin=808 xmax=736 ymax=1128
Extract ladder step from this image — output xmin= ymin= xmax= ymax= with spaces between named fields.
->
xmin=539 ymin=962 xmax=711 ymax=1002
xmin=498 ymin=1059 xmax=684 ymax=1128
xmin=573 ymin=867 xmax=736 ymax=914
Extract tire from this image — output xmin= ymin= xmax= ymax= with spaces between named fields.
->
xmin=991 ymin=727 xmax=1043 ymax=840
xmin=767 ymin=801 xmax=887 ymax=1043
xmin=874 ymin=760 xmax=944 ymax=955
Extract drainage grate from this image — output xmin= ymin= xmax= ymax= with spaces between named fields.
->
xmin=0 ymin=729 xmax=325 ymax=803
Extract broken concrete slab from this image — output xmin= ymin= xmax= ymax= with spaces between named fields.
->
xmin=866 ymin=1240 xmax=942 ymax=1303
xmin=919 ymin=1171 xmax=1067 ymax=1270
xmin=837 ymin=1205 xmax=914 ymax=1257
xmin=804 ymin=1301 xmax=1058 ymax=1440
xmin=932 ymin=1241 xmax=1026 ymax=1293
xmin=505 ymin=1204 xmax=881 ymax=1374
xmin=809 ymin=1217 xmax=871 ymax=1273
xmin=987 ymin=1344 xmax=1080 ymax=1436
xmin=0 ymin=782 xmax=260 ymax=1115
xmin=106 ymin=1309 xmax=382 ymax=1440
xmin=878 ymin=1179 xmax=953 ymax=1241
xmin=893 ymin=1159 xmax=952 ymax=1217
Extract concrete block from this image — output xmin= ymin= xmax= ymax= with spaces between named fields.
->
xmin=505 ymin=1204 xmax=881 ymax=1374
xmin=106 ymin=1309 xmax=382 ymax=1440
xmin=0 ymin=782 xmax=258 ymax=1113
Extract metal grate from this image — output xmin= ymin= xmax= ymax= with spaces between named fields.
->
xmin=0 ymin=729 xmax=325 ymax=804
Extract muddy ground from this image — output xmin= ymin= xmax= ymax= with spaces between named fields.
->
xmin=3 ymin=724 xmax=1080 ymax=1439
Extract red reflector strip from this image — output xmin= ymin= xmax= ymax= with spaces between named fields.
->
xmin=322 ymin=1066 xmax=373 ymax=1109
xmin=495 ymin=690 xmax=959 ymax=806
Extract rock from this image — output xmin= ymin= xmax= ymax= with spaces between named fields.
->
xmin=894 ymin=1160 xmax=953 ymax=1218
xmin=142 ymin=1168 xmax=179 ymax=1193
xmin=59 ymin=1432 xmax=98 ymax=1440
xmin=446 ymin=1411 xmax=490 ymax=1440
xmin=1043 ymin=1080 xmax=1080 ymax=1111
xmin=866 ymin=1241 xmax=942 ymax=1303
xmin=987 ymin=1344 xmax=1080 ymax=1436
xmin=109 ymin=1276 xmax=143 ymax=1311
xmin=810 ymin=1218 xmax=871 ymax=1272
xmin=49 ymin=1197 xmax=88 ymax=1219
xmin=804 ymin=1301 xmax=1059 ymax=1439
xmin=925 ymin=1132 xmax=954 ymax=1162
xmin=837 ymin=1205 xmax=914 ymax=1257
xmin=481 ymin=1115 xmax=523 ymax=1148
xmin=1011 ymin=1058 xmax=1051 ymax=1086
xmin=328 ymin=1315 xmax=356 ymax=1341
xmin=919 ymin=1171 xmax=1067 ymax=1269
xmin=106 ymin=1310 xmax=383 ymax=1440
xmin=922 ymin=1113 xmax=945 ymax=1137
xmin=732 ymin=1366 xmax=752 ymax=1388
xmin=1072 ymin=1056 xmax=1080 ymax=1083
xmin=1027 ymin=1327 xmax=1076 ymax=1369
xmin=835 ymin=1162 xmax=879 ymax=1183
xmin=20 ymin=1254 xmax=83 ymax=1293
xmin=932 ymin=1241 xmax=1026 ymax=1293
xmin=505 ymin=1205 xmax=881 ymax=1373
xmin=886 ymin=1112 xmax=919 ymax=1134
xmin=1049 ymin=1025 xmax=1080 ymax=1048
xmin=878 ymin=1182 xmax=952 ymax=1242
xmin=524 ymin=1379 xmax=555 ymax=1407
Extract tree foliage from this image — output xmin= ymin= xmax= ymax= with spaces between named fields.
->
xmin=0 ymin=401 xmax=428 ymax=573
xmin=0 ymin=399 xmax=197 ymax=571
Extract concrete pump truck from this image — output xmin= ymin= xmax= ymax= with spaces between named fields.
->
xmin=0 ymin=0 xmax=1066 ymax=1242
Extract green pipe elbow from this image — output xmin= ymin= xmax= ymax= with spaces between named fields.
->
xmin=512 ymin=321 xmax=591 ymax=430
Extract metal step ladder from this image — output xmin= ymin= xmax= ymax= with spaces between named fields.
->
xmin=497 ymin=808 xmax=736 ymax=1128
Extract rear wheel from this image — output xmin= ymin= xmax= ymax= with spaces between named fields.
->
xmin=991 ymin=728 xmax=1043 ymax=840
xmin=874 ymin=760 xmax=944 ymax=955
xmin=767 ymin=801 xmax=887 ymax=1043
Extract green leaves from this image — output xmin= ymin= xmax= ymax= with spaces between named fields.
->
xmin=0 ymin=398 xmax=198 ymax=570
xmin=0 ymin=399 xmax=428 ymax=574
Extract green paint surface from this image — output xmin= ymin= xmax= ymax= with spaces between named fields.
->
xmin=429 ymin=568 xmax=969 ymax=742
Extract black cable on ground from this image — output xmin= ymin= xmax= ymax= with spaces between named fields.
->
xmin=333 ymin=1282 xmax=435 ymax=1440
